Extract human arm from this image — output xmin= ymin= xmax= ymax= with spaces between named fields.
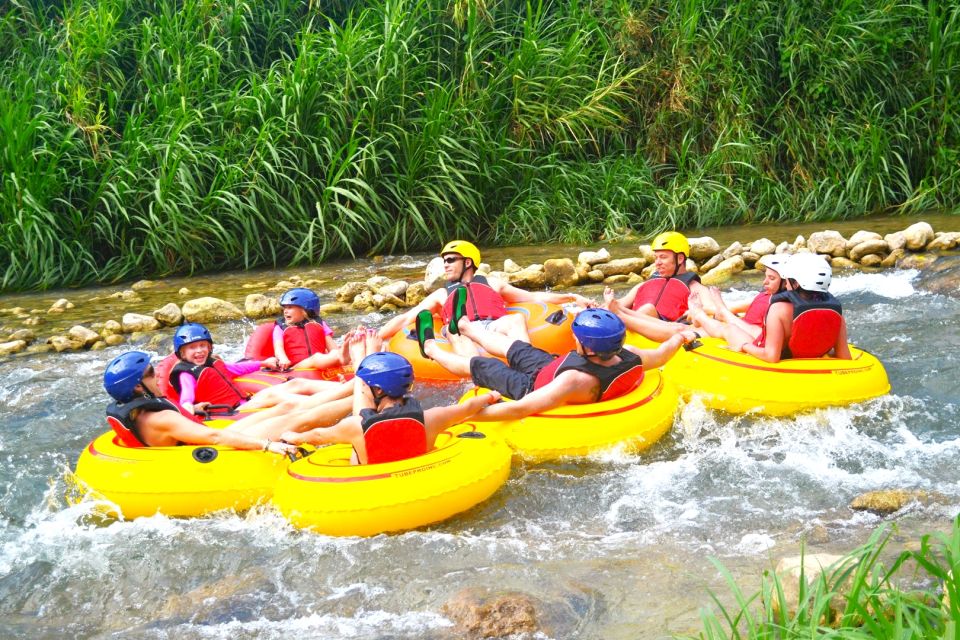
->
xmin=177 ymin=372 xmax=198 ymax=414
xmin=832 ymin=319 xmax=852 ymax=359
xmin=138 ymin=409 xmax=297 ymax=454
xmin=623 ymin=331 xmax=696 ymax=369
xmin=470 ymin=373 xmax=596 ymax=422
xmin=225 ymin=360 xmax=264 ymax=376
xmin=377 ymin=290 xmax=447 ymax=340
xmin=272 ymin=325 xmax=291 ymax=370
xmin=423 ymin=392 xmax=502 ymax=432
xmin=739 ymin=303 xmax=789 ymax=363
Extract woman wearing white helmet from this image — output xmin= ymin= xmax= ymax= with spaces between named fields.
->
xmin=732 ymin=253 xmax=851 ymax=363
xmin=687 ymin=253 xmax=790 ymax=344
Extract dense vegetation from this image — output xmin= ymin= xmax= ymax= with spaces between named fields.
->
xmin=1 ymin=0 xmax=958 ymax=290
xmin=689 ymin=520 xmax=960 ymax=639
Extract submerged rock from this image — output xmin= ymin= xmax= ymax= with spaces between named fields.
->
xmin=0 ymin=340 xmax=27 ymax=356
xmin=915 ymin=255 xmax=960 ymax=297
xmin=442 ymin=589 xmax=541 ymax=638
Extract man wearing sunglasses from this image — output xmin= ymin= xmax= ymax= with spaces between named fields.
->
xmin=378 ymin=240 xmax=592 ymax=355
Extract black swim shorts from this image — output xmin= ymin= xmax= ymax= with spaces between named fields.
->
xmin=469 ymin=341 xmax=556 ymax=401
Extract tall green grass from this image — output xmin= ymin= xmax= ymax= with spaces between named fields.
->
xmin=1 ymin=0 xmax=958 ymax=290
xmin=687 ymin=519 xmax=960 ymax=639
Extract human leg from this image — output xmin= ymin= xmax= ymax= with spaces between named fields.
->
xmin=422 ymin=339 xmax=474 ymax=377
xmin=488 ymin=313 xmax=530 ymax=343
xmin=458 ymin=317 xmax=520 ymax=358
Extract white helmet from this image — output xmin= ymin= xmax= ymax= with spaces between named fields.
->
xmin=756 ymin=253 xmax=789 ymax=277
xmin=783 ymin=253 xmax=832 ymax=293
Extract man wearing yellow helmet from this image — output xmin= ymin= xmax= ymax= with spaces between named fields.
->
xmin=378 ymin=240 xmax=592 ymax=353
xmin=604 ymin=231 xmax=711 ymax=341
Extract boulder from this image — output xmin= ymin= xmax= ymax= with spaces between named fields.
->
xmin=131 ymin=279 xmax=159 ymax=291
xmin=859 ymin=254 xmax=883 ymax=267
xmin=749 ymin=238 xmax=776 ymax=256
xmin=791 ymin=235 xmax=806 ymax=251
xmin=928 ymin=231 xmax=960 ymax=251
xmin=915 ymin=255 xmax=960 ymax=297
xmin=641 ymin=264 xmax=657 ymax=279
xmin=49 ymin=298 xmax=74 ymax=312
xmin=274 ymin=279 xmax=297 ymax=290
xmin=699 ymin=253 xmax=724 ymax=273
xmin=687 ymin=236 xmax=721 ymax=261
xmin=846 ymin=230 xmax=882 ymax=250
xmin=543 ymin=258 xmax=579 ymax=287
xmin=365 ymin=275 xmax=391 ymax=290
xmin=507 ymin=265 xmax=546 ymax=289
xmin=587 ymin=269 xmax=605 ymax=282
xmin=775 ymin=241 xmax=790 ymax=254
xmin=67 ymin=325 xmax=100 ymax=348
xmin=603 ymin=274 xmax=631 ymax=284
xmin=373 ymin=293 xmax=406 ymax=309
xmin=335 ymin=282 xmax=369 ymax=303
xmin=424 ymin=256 xmax=446 ymax=291
xmin=830 ymin=257 xmax=858 ymax=270
xmin=48 ymin=335 xmax=83 ymax=352
xmin=903 ymin=221 xmax=935 ymax=250
xmin=104 ymin=334 xmax=125 ymax=346
xmin=178 ymin=287 xmax=191 ymax=296
xmin=121 ymin=313 xmax=160 ymax=333
xmin=849 ymin=239 xmax=889 ymax=262
xmin=153 ymin=302 xmax=184 ymax=326
xmin=101 ymin=320 xmax=123 ymax=336
xmin=0 ymin=340 xmax=27 ymax=356
xmin=351 ymin=290 xmax=376 ymax=310
xmin=244 ymin=294 xmax=280 ymax=319
xmin=90 ymin=341 xmax=107 ymax=351
xmin=700 ymin=255 xmax=745 ymax=286
xmin=442 ymin=590 xmax=541 ymax=638
xmin=807 ymin=230 xmax=847 ymax=257
xmin=740 ymin=251 xmax=759 ymax=268
xmin=637 ymin=244 xmax=655 ymax=264
xmin=181 ymin=298 xmax=243 ymax=323
xmin=898 ymin=253 xmax=938 ymax=270
xmin=884 ymin=231 xmax=906 ymax=252
xmin=377 ymin=280 xmax=409 ymax=299
xmin=594 ymin=257 xmax=646 ymax=278
xmin=476 ymin=263 xmax=492 ymax=276
xmin=8 ymin=329 xmax=35 ymax=343
xmin=503 ymin=259 xmax=522 ymax=274
xmin=721 ymin=241 xmax=744 ymax=260
xmin=850 ymin=489 xmax=946 ymax=515
xmin=626 ymin=272 xmax=644 ymax=285
xmin=405 ymin=282 xmax=429 ymax=307
xmin=577 ymin=248 xmax=610 ymax=266
xmin=319 ymin=303 xmax=345 ymax=315
xmin=881 ymin=248 xmax=905 ymax=268
xmin=770 ymin=554 xmax=852 ymax=624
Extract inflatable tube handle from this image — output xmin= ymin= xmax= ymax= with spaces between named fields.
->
xmin=683 ymin=339 xmax=703 ymax=352
xmin=545 ymin=309 xmax=566 ymax=325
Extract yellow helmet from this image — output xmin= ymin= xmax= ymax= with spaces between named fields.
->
xmin=440 ymin=240 xmax=481 ymax=267
xmin=651 ymin=231 xmax=690 ymax=257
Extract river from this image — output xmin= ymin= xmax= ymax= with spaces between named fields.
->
xmin=1 ymin=221 xmax=959 ymax=638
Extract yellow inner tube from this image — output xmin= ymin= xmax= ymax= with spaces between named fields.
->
xmin=72 ymin=428 xmax=290 ymax=519
xmin=271 ymin=423 xmax=512 ymax=536
xmin=459 ymin=368 xmax=680 ymax=462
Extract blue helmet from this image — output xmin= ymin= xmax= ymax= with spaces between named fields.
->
xmin=104 ymin=351 xmax=152 ymax=402
xmin=173 ymin=322 xmax=213 ymax=355
xmin=572 ymin=309 xmax=626 ymax=357
xmin=356 ymin=352 xmax=414 ymax=398
xmin=280 ymin=287 xmax=320 ymax=317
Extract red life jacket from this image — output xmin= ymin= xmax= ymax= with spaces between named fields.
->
xmin=532 ymin=349 xmax=645 ymax=402
xmin=442 ymin=275 xmax=508 ymax=323
xmin=358 ymin=397 xmax=427 ymax=464
xmin=278 ymin=318 xmax=329 ymax=365
xmin=105 ymin=396 xmax=201 ymax=448
xmin=742 ymin=292 xmax=772 ymax=326
xmin=169 ymin=358 xmax=250 ymax=407
xmin=632 ymin=272 xmax=700 ymax=321
xmin=754 ymin=291 xmax=843 ymax=358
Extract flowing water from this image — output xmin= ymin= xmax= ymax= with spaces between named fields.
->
xmin=1 ymin=231 xmax=959 ymax=638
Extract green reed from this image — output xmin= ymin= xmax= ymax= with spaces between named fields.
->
xmin=1 ymin=0 xmax=958 ymax=290
xmin=685 ymin=519 xmax=960 ymax=639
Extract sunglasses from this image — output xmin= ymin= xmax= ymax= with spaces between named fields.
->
xmin=442 ymin=256 xmax=463 ymax=264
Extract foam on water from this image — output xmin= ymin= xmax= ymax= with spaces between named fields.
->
xmin=830 ymin=269 xmax=920 ymax=298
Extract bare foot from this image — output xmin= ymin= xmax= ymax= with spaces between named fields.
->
xmin=365 ymin=327 xmax=382 ymax=354
xmin=348 ymin=327 xmax=366 ymax=366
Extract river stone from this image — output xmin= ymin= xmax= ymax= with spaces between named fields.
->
xmin=637 ymin=244 xmax=655 ymax=264
xmin=587 ymin=269 xmax=605 ymax=282
xmin=153 ymin=302 xmax=184 ymax=326
xmin=603 ymin=274 xmax=631 ymax=284
xmin=275 ymin=279 xmax=296 ymax=290
xmin=21 ymin=316 xmax=42 ymax=326
xmin=700 ymin=253 xmax=724 ymax=273
xmin=101 ymin=319 xmax=123 ymax=337
xmin=0 ymin=340 xmax=27 ymax=356
xmin=373 ymin=293 xmax=406 ymax=309
xmin=104 ymin=334 xmax=125 ymax=346
xmin=543 ymin=258 xmax=578 ymax=287
xmin=915 ymin=255 xmax=960 ymax=297
xmin=849 ymin=489 xmax=945 ymax=515
xmin=68 ymin=325 xmax=100 ymax=348
xmin=578 ymin=248 xmax=610 ymax=266
xmin=335 ymin=282 xmax=368 ymax=303
xmin=898 ymin=253 xmax=938 ymax=270
xmin=244 ymin=294 xmax=280 ymax=319
xmin=240 ymin=281 xmax=269 ymax=289
xmin=89 ymin=340 xmax=107 ymax=350
xmin=122 ymin=313 xmax=160 ymax=333
xmin=882 ymin=248 xmax=905 ymax=268
xmin=687 ymin=236 xmax=720 ymax=261
xmin=791 ymin=235 xmax=806 ymax=251
xmin=48 ymin=335 xmax=83 ymax=352
xmin=178 ymin=287 xmax=191 ymax=296
xmin=442 ymin=589 xmax=541 ymax=638
xmin=849 ymin=239 xmax=889 ymax=262
xmin=830 ymin=257 xmax=858 ymax=269
xmin=770 ymin=554 xmax=851 ymax=624
xmin=859 ymin=254 xmax=883 ymax=267
xmin=109 ymin=289 xmax=142 ymax=302
xmin=884 ymin=231 xmax=906 ymax=252
xmin=508 ymin=265 xmax=546 ymax=289
xmin=594 ymin=257 xmax=646 ymax=278
xmin=377 ymin=280 xmax=409 ymax=299
xmin=503 ymin=259 xmax=522 ymax=274
xmin=749 ymin=238 xmax=776 ymax=256
xmin=364 ymin=275 xmax=390 ymax=291
xmin=424 ymin=256 xmax=446 ymax=291
xmin=49 ymin=298 xmax=74 ymax=312
xmin=722 ymin=241 xmax=743 ymax=259
xmin=641 ymin=264 xmax=657 ymax=279
xmin=131 ymin=279 xmax=159 ymax=291
xmin=904 ymin=221 xmax=935 ymax=250
xmin=404 ymin=282 xmax=428 ymax=306
xmin=182 ymin=298 xmax=243 ymax=323
xmin=740 ymin=251 xmax=759 ymax=267
xmin=846 ymin=230 xmax=882 ymax=250
xmin=319 ymin=303 xmax=344 ymax=315
xmin=928 ymin=231 xmax=960 ymax=251
xmin=700 ymin=255 xmax=745 ymax=286
xmin=775 ymin=241 xmax=790 ymax=255
xmin=807 ymin=230 xmax=847 ymax=257
xmin=351 ymin=290 xmax=376 ymax=310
